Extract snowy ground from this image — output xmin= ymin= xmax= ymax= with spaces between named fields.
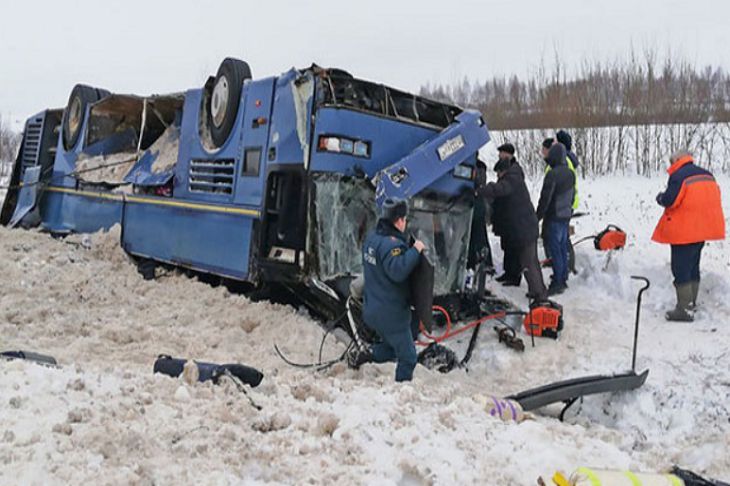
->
xmin=0 ymin=175 xmax=728 ymax=485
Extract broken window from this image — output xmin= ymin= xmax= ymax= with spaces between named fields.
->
xmin=407 ymin=198 xmax=472 ymax=295
xmin=312 ymin=174 xmax=377 ymax=280
xmin=316 ymin=71 xmax=461 ymax=129
xmin=312 ymin=173 xmax=472 ymax=296
xmin=75 ymin=94 xmax=183 ymax=186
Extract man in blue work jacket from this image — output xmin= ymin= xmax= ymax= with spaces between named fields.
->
xmin=348 ymin=198 xmax=425 ymax=382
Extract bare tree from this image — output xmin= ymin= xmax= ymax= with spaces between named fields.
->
xmin=0 ymin=115 xmax=22 ymax=178
xmin=421 ymin=50 xmax=730 ymax=175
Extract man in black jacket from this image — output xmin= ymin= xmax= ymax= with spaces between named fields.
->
xmin=477 ymin=144 xmax=547 ymax=301
xmin=490 ymin=144 xmax=522 ymax=286
xmin=536 ymin=143 xmax=576 ymax=295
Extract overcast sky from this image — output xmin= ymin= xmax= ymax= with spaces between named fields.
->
xmin=1 ymin=0 xmax=728 ymax=129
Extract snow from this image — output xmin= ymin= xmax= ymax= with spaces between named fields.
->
xmin=1 ymin=175 xmax=729 ymax=485
xmin=74 ymin=151 xmax=138 ymax=184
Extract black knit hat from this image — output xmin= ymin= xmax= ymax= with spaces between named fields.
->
xmin=380 ymin=198 xmax=408 ymax=222
xmin=556 ymin=130 xmax=572 ymax=151
xmin=497 ymin=143 xmax=515 ymax=155
xmin=542 ymin=138 xmax=554 ymax=149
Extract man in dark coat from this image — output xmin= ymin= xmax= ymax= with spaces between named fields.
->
xmin=348 ymin=198 xmax=426 ymax=382
xmin=536 ymin=143 xmax=576 ymax=295
xmin=490 ymin=143 xmax=523 ymax=286
xmin=540 ymin=138 xmax=554 ymax=262
xmin=555 ymin=130 xmax=580 ymax=210
xmin=477 ymin=144 xmax=547 ymax=301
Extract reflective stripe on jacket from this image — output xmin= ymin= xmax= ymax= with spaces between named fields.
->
xmin=651 ymin=156 xmax=725 ymax=244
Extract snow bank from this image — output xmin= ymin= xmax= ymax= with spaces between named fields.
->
xmin=1 ymin=175 xmax=728 ymax=484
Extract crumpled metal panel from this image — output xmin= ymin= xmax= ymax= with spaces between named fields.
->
xmin=269 ymin=69 xmax=314 ymax=166
xmin=375 ymin=110 xmax=489 ymax=206
xmin=9 ymin=166 xmax=41 ymax=228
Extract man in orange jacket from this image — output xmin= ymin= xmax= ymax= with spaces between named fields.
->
xmin=652 ymin=151 xmax=725 ymax=321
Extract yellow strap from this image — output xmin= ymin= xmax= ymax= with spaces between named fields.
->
xmin=552 ymin=472 xmax=571 ymax=486
xmin=666 ymin=474 xmax=684 ymax=486
xmin=623 ymin=470 xmax=641 ymax=486
xmin=577 ymin=467 xmax=601 ymax=486
xmin=45 ymin=185 xmax=260 ymax=217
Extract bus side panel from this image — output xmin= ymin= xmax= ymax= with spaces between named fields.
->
xmin=40 ymin=190 xmax=123 ymax=234
xmin=310 ymin=107 xmax=437 ymax=177
xmin=121 ymin=202 xmax=253 ymax=280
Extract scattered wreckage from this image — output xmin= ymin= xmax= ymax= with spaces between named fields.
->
xmin=1 ymin=57 xmax=514 ymax=346
xmin=3 ymin=57 xmax=648 ymax=415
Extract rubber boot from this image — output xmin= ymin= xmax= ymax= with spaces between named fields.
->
xmin=665 ymin=283 xmax=694 ymax=322
xmin=689 ymin=280 xmax=699 ymax=310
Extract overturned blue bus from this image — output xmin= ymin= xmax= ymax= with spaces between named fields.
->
xmin=2 ymin=57 xmax=492 ymax=323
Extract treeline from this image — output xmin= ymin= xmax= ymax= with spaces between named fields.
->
xmin=490 ymin=123 xmax=730 ymax=177
xmin=420 ymin=52 xmax=730 ymax=130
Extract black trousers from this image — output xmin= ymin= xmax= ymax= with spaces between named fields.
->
xmin=501 ymin=238 xmax=522 ymax=281
xmin=519 ymin=241 xmax=548 ymax=300
xmin=670 ymin=242 xmax=704 ymax=285
xmin=502 ymin=238 xmax=548 ymax=300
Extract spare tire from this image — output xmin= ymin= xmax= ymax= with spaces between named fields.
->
xmin=62 ymin=84 xmax=109 ymax=151
xmin=208 ymin=58 xmax=252 ymax=148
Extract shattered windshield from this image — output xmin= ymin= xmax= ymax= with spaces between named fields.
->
xmin=312 ymin=174 xmax=376 ymax=280
xmin=408 ymin=198 xmax=472 ymax=295
xmin=312 ymin=174 xmax=472 ymax=295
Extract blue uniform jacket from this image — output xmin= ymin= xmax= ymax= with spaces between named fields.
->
xmin=362 ymin=219 xmax=420 ymax=333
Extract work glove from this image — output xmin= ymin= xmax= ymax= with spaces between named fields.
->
xmin=655 ymin=191 xmax=664 ymax=205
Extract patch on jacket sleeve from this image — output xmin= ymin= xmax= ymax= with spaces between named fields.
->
xmin=364 ymin=247 xmax=377 ymax=265
xmin=390 ymin=247 xmax=402 ymax=257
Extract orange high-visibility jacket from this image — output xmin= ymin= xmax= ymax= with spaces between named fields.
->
xmin=652 ymin=156 xmax=725 ymax=245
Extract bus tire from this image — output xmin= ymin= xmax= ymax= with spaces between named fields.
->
xmin=62 ymin=84 xmax=109 ymax=151
xmin=207 ymin=58 xmax=252 ymax=148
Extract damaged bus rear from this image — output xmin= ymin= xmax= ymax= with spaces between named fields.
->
xmin=2 ymin=57 xmax=491 ymax=321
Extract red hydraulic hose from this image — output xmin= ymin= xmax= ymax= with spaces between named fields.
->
xmin=416 ymin=306 xmax=506 ymax=346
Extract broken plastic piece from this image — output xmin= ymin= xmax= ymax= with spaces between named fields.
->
xmin=153 ymin=355 xmax=263 ymax=387
xmin=1 ymin=350 xmax=58 ymax=366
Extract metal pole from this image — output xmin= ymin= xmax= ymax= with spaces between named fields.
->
xmin=630 ymin=276 xmax=650 ymax=372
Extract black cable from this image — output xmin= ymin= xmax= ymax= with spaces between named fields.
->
xmin=274 ymin=340 xmax=353 ymax=371
xmin=315 ymin=310 xmax=349 ymax=362
xmin=318 ymin=326 xmax=334 ymax=364
xmin=572 ymin=235 xmax=597 ymax=247
xmin=459 ymin=321 xmax=483 ymax=369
